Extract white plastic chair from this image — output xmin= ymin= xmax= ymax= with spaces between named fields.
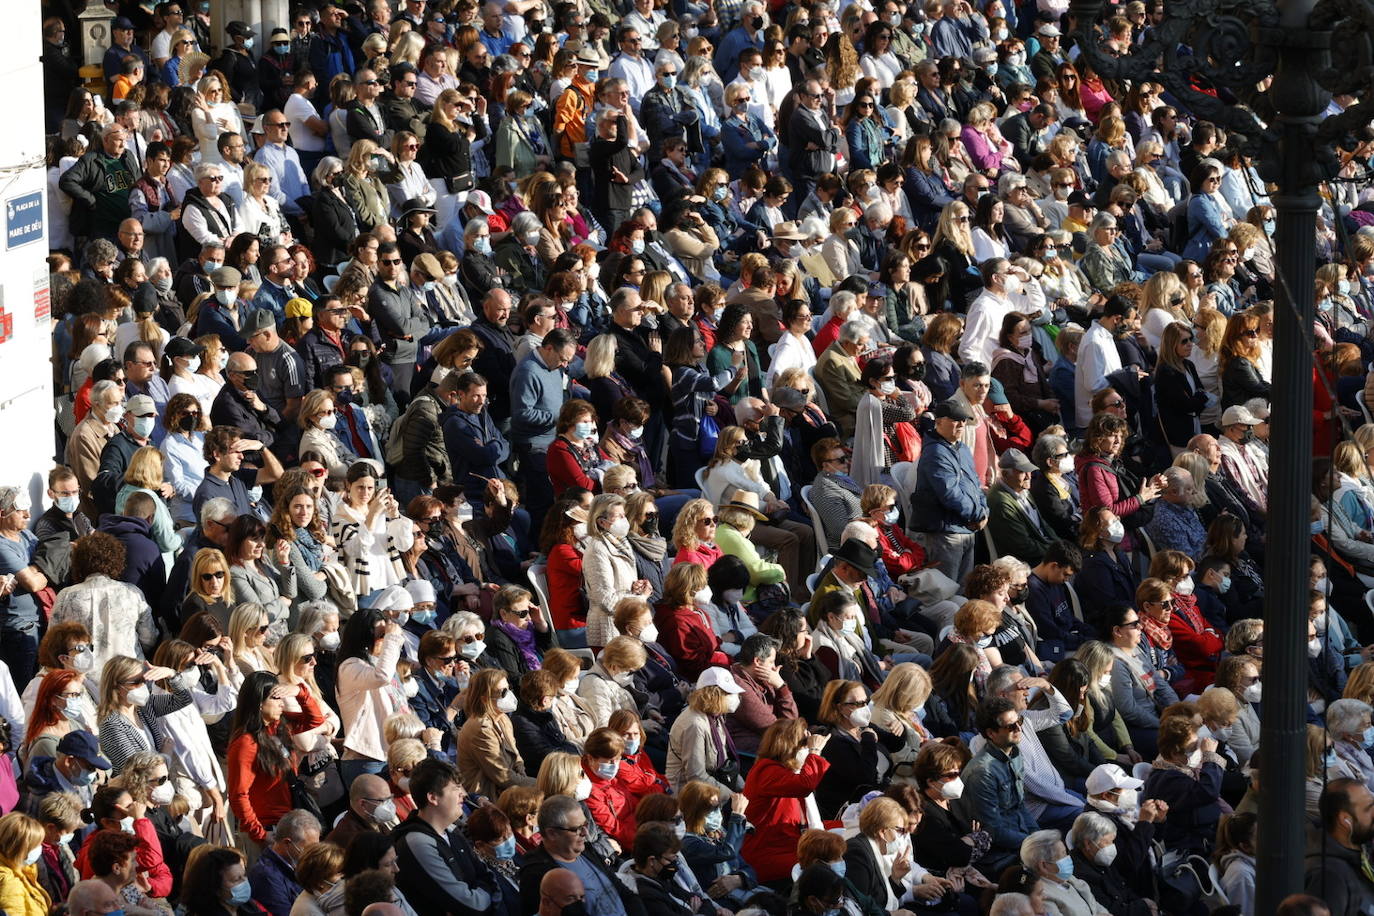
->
xmin=891 ymin=461 xmax=917 ymax=508
xmin=694 ymin=466 xmax=709 ymax=494
xmin=800 ymin=485 xmax=829 ymax=563
xmin=528 ymin=563 xmax=593 ymax=665
xmin=1132 ymin=761 xmax=1154 ymax=782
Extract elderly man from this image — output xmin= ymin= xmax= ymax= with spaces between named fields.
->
xmin=1000 ymin=172 xmax=1053 ymax=250
xmin=369 ymin=241 xmax=429 ymax=394
xmin=211 ymin=352 xmax=283 ymax=450
xmin=177 ymin=163 xmax=240 ymax=258
xmin=815 ymin=319 xmax=869 ymax=437
xmin=988 ymin=448 xmax=1054 ymax=565
xmin=726 ymin=634 xmax=797 ymax=752
xmin=714 ymin=0 xmax=765 ymax=81
xmin=910 ymin=398 xmax=988 ymax=583
xmin=788 ymin=79 xmax=841 ymax=205
xmin=122 ymin=340 xmax=170 ymax=445
xmin=93 ymin=394 xmax=161 ymax=518
xmin=68 ymin=879 xmax=123 ymax=916
xmin=60 ymin=123 xmax=140 ymax=242
xmin=326 ymin=774 xmax=396 ymax=848
xmin=538 ymin=869 xmax=585 ymax=916
xmin=1146 ymin=467 xmax=1208 ymax=559
xmin=67 ymin=381 xmax=125 ymax=520
xmin=114 ymin=218 xmax=148 ymax=266
xmin=1002 ymin=104 xmax=1057 ymax=171
xmin=520 ymin=795 xmax=646 ymax=916
xmin=948 ymin=362 xmax=999 ymax=486
xmin=469 ymin=289 xmax=518 ymax=425
xmin=1216 ymin=404 xmax=1270 ymax=514
xmin=1185 ymin=434 xmax=1263 ymax=541
xmin=248 ymin=809 xmax=321 ymax=916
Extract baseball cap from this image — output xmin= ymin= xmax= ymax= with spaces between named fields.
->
xmin=164 ymin=337 xmax=206 ymax=360
xmin=1221 ymin=405 xmax=1260 ymax=426
xmin=57 ymin=730 xmax=112 ymax=770
xmin=1085 ymin=763 xmax=1144 ymax=796
xmin=933 ymin=398 xmax=975 ymax=421
xmin=126 ymin=394 xmax=156 ymax=416
xmin=466 ymin=189 xmax=494 ymax=215
xmin=111 ymin=16 xmax=136 ymax=30
xmin=696 ymin=667 xmax=745 ymax=694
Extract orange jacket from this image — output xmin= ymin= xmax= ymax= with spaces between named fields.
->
xmin=552 ymin=78 xmax=595 ymax=159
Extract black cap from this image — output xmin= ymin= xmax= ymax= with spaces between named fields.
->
xmin=1067 ymin=190 xmax=1093 ymax=209
xmin=226 ymin=20 xmax=254 ymax=37
xmin=832 ymin=538 xmax=878 ymax=577
xmin=112 ymin=16 xmax=136 ymax=30
xmin=164 ymin=336 xmax=206 ymax=359
xmin=933 ymin=398 xmax=975 ymax=421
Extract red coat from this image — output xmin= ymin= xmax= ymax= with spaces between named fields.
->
xmin=740 ymin=754 xmax=830 ymax=883
xmin=548 ymin=436 xmax=601 ymax=496
xmin=227 ymin=686 xmax=326 ymax=843
xmin=874 ymin=521 xmax=926 ymax=576
xmin=546 ymin=542 xmax=586 ymax=630
xmin=619 ymin=751 xmax=670 ymax=800
xmin=75 ymin=819 xmax=172 ymax=898
xmin=1168 ymin=595 xmax=1224 ymax=691
xmin=583 ymin=757 xmax=640 ymax=848
xmin=673 ymin=543 xmax=724 ymax=569
xmin=655 ymin=602 xmax=731 ymax=681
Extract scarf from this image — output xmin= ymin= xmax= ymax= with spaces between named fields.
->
xmin=990 ymin=345 xmax=1038 ymax=385
xmin=1141 ymin=612 xmax=1173 ymax=651
xmin=628 ymin=532 xmax=667 ymax=564
xmin=295 ymin=526 xmax=324 ymax=571
xmin=493 ymin=619 xmax=541 ymax=671
xmin=1112 ymin=643 xmax=1155 ymax=695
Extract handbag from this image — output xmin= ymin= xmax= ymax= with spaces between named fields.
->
xmin=707 ymin=757 xmax=743 ymax=792
xmin=286 ymin=769 xmax=324 ymax=820
xmin=698 ymin=412 xmax=720 ymax=459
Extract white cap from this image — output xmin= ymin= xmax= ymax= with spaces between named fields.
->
xmin=1085 ymin=764 xmax=1144 ymax=796
xmin=1220 ymin=405 xmax=1261 ymax=427
xmin=695 ymin=666 xmax=744 ymax=694
xmin=1037 ymin=23 xmax=1061 ymax=36
xmin=405 ymin=579 xmax=437 ymax=605
xmin=370 ymin=584 xmax=414 ymax=612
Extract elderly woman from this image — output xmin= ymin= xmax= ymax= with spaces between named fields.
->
xmin=1329 ymin=698 xmax=1374 ymax=792
xmin=1067 ymin=811 xmax=1152 ymax=916
xmin=815 ymin=679 xmax=904 ymax=820
xmin=1029 ymin=433 xmax=1080 ymax=541
xmin=339 ymin=139 xmax=393 ymax=233
xmin=1080 ymin=213 xmax=1138 ymax=293
xmin=1020 ymin=829 xmax=1106 ymax=916
xmin=667 ymin=667 xmax=744 ymax=799
xmin=1141 ymin=714 xmax=1226 ymax=856
xmin=577 ymin=635 xmax=646 ymax=728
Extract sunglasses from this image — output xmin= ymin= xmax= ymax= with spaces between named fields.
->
xmin=256 ymin=625 xmax=270 ymax=634
xmin=300 ymin=653 xmax=316 ymax=664
xmin=200 ymin=570 xmax=226 ymax=581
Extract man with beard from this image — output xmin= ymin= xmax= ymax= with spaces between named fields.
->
xmin=1306 ymin=778 xmax=1374 ymax=915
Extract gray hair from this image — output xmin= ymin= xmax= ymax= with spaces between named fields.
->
xmin=735 ymin=398 xmax=765 ymax=425
xmin=985 ymin=665 xmax=1025 ymax=698
xmin=1106 ymin=149 xmax=1132 ymax=170
xmin=989 ymin=894 xmax=1034 ymax=916
xmin=510 ymin=211 xmax=541 ymax=234
xmin=275 ymin=808 xmax=321 ymax=842
xmin=296 ymin=600 xmax=341 ymax=638
xmin=654 ymin=51 xmax=684 ymax=74
xmin=539 ymin=793 xmax=584 ymax=831
xmin=1160 ymin=466 xmax=1192 ymax=493
xmin=311 ymin=155 xmax=342 ymax=189
xmin=146 ymin=256 xmax=171 ymax=276
xmin=960 ymin=360 xmax=990 ymax=380
xmin=831 ymin=290 xmax=859 ymax=319
xmin=838 ymin=318 xmax=869 ymax=345
xmin=997 ymin=172 xmax=1028 ymax=197
xmin=1089 ymin=212 xmax=1118 ymax=234
xmin=863 ymin=200 xmax=893 ymax=224
xmin=443 ymin=610 xmax=485 ymax=639
xmin=200 ymin=497 xmax=235 ymax=527
xmin=1019 ymin=829 xmax=1066 ymax=869
xmin=596 ymin=107 xmax=622 ymax=127
xmin=1329 ymin=698 xmax=1373 ymax=741
xmin=463 ymin=215 xmax=490 ymax=238
xmin=737 ymin=633 xmax=781 ymax=666
xmin=84 ymin=238 xmax=118 ymax=265
xmin=1068 ymin=811 xmax=1116 ymax=851
xmin=1032 ymin=434 xmax=1069 ymax=471
xmin=992 ymin=556 xmax=1030 ymax=579
xmin=194 ymin=162 xmax=225 ymax=181
xmin=841 ymin=520 xmax=878 ymax=546
xmin=91 ymin=380 xmax=123 ymax=407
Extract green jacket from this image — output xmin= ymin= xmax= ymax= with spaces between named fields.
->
xmin=715 ymin=521 xmax=784 ymax=602
xmin=986 ymin=479 xmax=1053 ymax=565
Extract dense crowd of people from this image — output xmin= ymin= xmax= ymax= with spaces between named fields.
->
xmin=26 ymin=0 xmax=1374 ymax=915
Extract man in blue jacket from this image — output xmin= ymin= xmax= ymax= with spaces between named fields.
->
xmin=959 ymin=696 xmax=1040 ymax=876
xmin=909 ymin=398 xmax=988 ymax=583
xmin=443 ymin=371 xmax=509 ymax=506
xmin=248 ymin=809 xmax=321 ymax=916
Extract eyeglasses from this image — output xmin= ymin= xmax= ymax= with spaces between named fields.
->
xmin=200 ymin=570 xmax=225 ymax=581
xmin=1242 ymin=329 xmax=1259 ymax=338
xmin=700 ymin=517 xmax=718 ymax=526
xmin=360 ymin=79 xmax=380 ymax=86
xmin=996 ymin=717 xmax=1025 ymax=732
xmin=205 ymin=175 xmax=224 ymax=183
xmin=380 ymin=258 xmax=403 ymax=265
xmin=510 ymin=608 xmax=531 ymax=619
xmin=550 ymin=824 xmax=590 ymax=836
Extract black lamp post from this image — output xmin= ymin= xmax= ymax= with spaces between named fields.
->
xmin=1067 ymin=0 xmax=1351 ymax=909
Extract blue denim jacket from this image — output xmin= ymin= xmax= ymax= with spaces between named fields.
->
xmin=959 ymin=744 xmax=1039 ymax=852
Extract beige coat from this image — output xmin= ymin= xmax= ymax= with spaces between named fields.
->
xmin=456 ymin=712 xmax=535 ymax=798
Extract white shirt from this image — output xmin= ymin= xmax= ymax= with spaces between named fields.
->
xmin=960 ymin=287 xmax=1023 ymax=365
xmin=285 ymin=93 xmax=327 ymax=152
xmin=1075 ymin=320 xmax=1123 ymax=427
xmin=608 ymin=53 xmax=655 ymax=113
xmin=765 ymin=332 xmax=818 ymax=386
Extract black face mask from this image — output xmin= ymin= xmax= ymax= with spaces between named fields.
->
xmin=349 ymin=351 xmax=373 ymax=371
xmin=239 ymin=369 xmax=260 ymax=391
xmin=750 ymin=15 xmax=764 ymax=31
xmin=561 ymin=903 xmax=587 ymax=916
xmin=659 ymin=862 xmax=679 ymax=881
xmin=908 ymin=362 xmax=927 ymax=381
xmin=178 ymin=414 xmax=199 ymax=432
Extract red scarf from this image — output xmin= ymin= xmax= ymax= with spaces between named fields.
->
xmin=1142 ymin=612 xmax=1173 ymax=651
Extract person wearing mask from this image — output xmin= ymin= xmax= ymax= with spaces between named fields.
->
xmin=325 ymin=774 xmax=396 ymax=849
xmin=518 ymin=794 xmax=647 ymax=916
xmin=1018 ymin=828 xmax=1108 ymax=916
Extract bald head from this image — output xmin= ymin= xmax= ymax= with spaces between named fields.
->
xmin=69 ymin=880 xmax=120 ymax=916
xmin=361 ymin=905 xmax=404 ymax=916
xmin=539 ymin=868 xmax=585 ymax=916
xmin=226 ymin=352 xmax=257 ymax=374
xmin=351 ymin=773 xmax=393 ymax=821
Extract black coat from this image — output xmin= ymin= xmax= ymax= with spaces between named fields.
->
xmin=1153 ymin=361 xmax=1210 ymax=447
xmin=419 ymin=120 xmax=486 ymax=186
xmin=311 ymin=188 xmax=358 ymax=270
xmin=1070 ymin=850 xmax=1153 ymax=916
xmin=519 ymin=847 xmax=647 ymax=916
xmin=1219 ymin=355 xmax=1271 ymax=409
xmin=815 ymin=728 xmax=903 ymax=819
xmin=509 ymin=702 xmax=577 ymax=776
xmin=484 ymin=622 xmax=552 ymax=683
xmin=842 ymin=834 xmax=902 ymax=916
xmin=911 ymin=797 xmax=977 ymax=874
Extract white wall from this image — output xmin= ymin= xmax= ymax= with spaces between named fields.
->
xmin=0 ymin=0 xmax=58 ymax=505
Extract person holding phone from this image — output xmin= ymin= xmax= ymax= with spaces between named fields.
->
xmin=331 ymin=461 xmax=414 ymax=602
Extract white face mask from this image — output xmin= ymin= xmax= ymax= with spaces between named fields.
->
xmin=1105 ymin=519 xmax=1126 ymax=543
xmin=1243 ymin=682 xmax=1262 ymax=703
xmin=725 ymin=693 xmax=741 ymax=713
xmin=605 ymin=517 xmax=631 ymax=538
xmin=1094 ymin=843 xmax=1118 ymax=867
xmin=939 ymin=776 xmax=964 ymax=799
xmin=150 ymin=781 xmax=175 ymax=805
xmin=1059 ymin=455 xmax=1075 ymax=474
xmin=403 ymin=678 xmax=420 ymax=698
xmin=497 ymin=690 xmax=518 ymax=713
xmin=850 ymin=703 xmax=872 ymax=727
xmin=575 ymin=776 xmax=593 ymax=800
xmin=1097 ymin=672 xmax=1111 ymax=688
xmin=639 ymin=623 xmax=659 ymax=643
xmin=370 ymin=798 xmax=397 ymax=824
xmin=126 ymin=684 xmax=150 ymax=706
xmin=879 ymin=380 xmax=897 ymax=395
xmin=1308 ymin=637 xmax=1323 ymax=658
xmin=318 ymin=412 xmax=338 ymax=430
xmin=1174 ymin=576 xmax=1195 ymax=596
xmin=1186 ymin=749 xmax=1203 ymax=769
xmin=318 ymin=631 xmax=341 ymax=651
xmin=692 ymin=587 xmax=713 ymax=606
xmin=561 ymin=679 xmax=578 ymax=696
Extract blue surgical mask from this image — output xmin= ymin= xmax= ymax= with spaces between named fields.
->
xmin=1340 ymin=279 xmax=1353 ymax=296
xmin=1219 ymin=575 xmax=1232 ymax=594
xmin=422 ymin=281 xmax=436 ymax=293
xmin=1326 ymin=749 xmax=1341 ymax=769
xmin=704 ymin=810 xmax=723 ymax=832
xmin=73 ymin=767 xmax=98 ymax=787
xmin=203 ymin=260 xmax=222 ymax=273
xmin=659 ymin=73 xmax=676 ymax=90
xmin=229 ymin=878 xmax=252 ymax=906
xmin=625 ymin=736 xmax=641 ymax=755
xmin=1056 ymin=854 xmax=1075 ymax=881
xmin=984 ymin=62 xmax=998 ymax=76
xmin=411 ymin=609 xmax=436 ymax=627
xmin=132 ymin=416 xmax=156 ymax=439
xmin=274 ymin=43 xmax=290 ymax=54
xmin=55 ymin=495 xmax=79 ymax=514
xmin=595 ymin=760 xmax=619 ymax=779
xmin=829 ymin=859 xmax=847 ymax=879
xmin=474 ymin=236 xmax=493 ymax=255
xmin=1313 ymin=519 xmax=1326 ymax=535
xmin=1264 ymin=220 xmax=1276 ymax=236
xmin=713 ymin=186 xmax=727 ymax=202
xmin=242 ymin=37 xmax=254 ymax=50
xmin=1364 ymin=726 xmax=1374 ymax=749
xmin=574 ymin=420 xmax=596 ymax=439
xmin=585 ymin=69 xmax=599 ymax=82
xmin=631 ymin=239 xmax=646 ymax=255
xmin=494 ymin=835 xmax=517 ymax=859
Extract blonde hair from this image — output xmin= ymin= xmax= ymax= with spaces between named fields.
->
xmin=243 ymin=160 xmax=272 ymax=199
xmin=384 ymin=712 xmax=426 ymax=743
xmin=932 ymin=201 xmax=974 ymax=257
xmin=387 ymin=737 xmax=427 ymax=771
xmin=858 ymin=796 xmax=906 ymax=837
xmin=0 ymin=813 xmax=43 ymax=868
xmin=598 ymin=635 xmax=647 ymax=675
xmin=228 ymin=602 xmax=273 ymax=669
xmin=189 ymin=547 xmax=231 ymax=602
xmin=97 ymin=656 xmax=146 ymax=721
xmin=123 ymin=446 xmax=165 ymax=489
xmin=36 ymin=792 xmax=83 ymax=830
xmin=583 ymin=334 xmax=617 ymax=379
xmin=345 ymin=138 xmax=379 ymax=176
xmin=274 ymin=633 xmax=322 ymax=695
xmin=871 ymin=662 xmax=932 ymax=722
xmin=536 ymin=751 xmax=583 ymax=796
xmin=671 ymin=498 xmax=716 ymax=552
xmin=298 ymin=389 xmax=335 ymax=429
xmin=116 ymin=750 xmax=168 ymax=804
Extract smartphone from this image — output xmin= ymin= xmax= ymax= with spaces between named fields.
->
xmin=93 ymin=94 xmax=104 ymax=109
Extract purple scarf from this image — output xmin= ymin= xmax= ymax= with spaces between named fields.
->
xmin=494 ymin=620 xmax=541 ymax=671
